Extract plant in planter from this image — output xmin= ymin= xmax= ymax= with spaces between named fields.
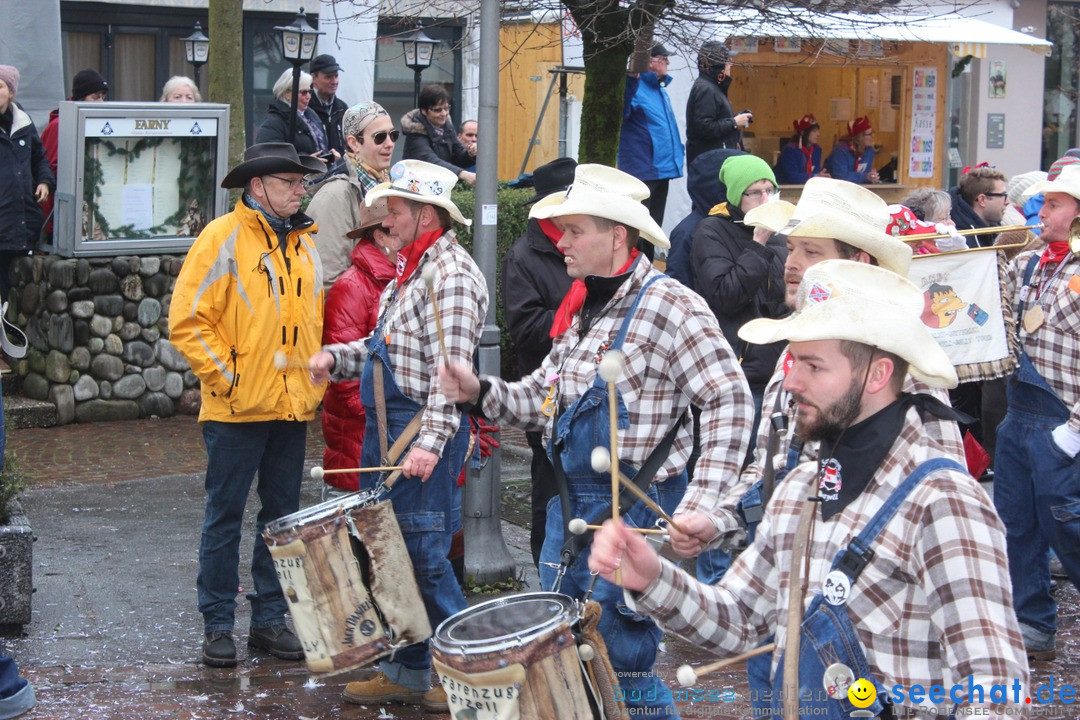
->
xmin=0 ymin=454 xmax=33 ymax=635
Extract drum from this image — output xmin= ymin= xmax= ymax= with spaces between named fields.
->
xmin=431 ymin=592 xmax=625 ymax=720
xmin=262 ymin=491 xmax=431 ymax=676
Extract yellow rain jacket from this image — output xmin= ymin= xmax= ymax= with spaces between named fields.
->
xmin=169 ymin=199 xmax=326 ymax=423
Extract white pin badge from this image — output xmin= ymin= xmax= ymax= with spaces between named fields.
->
xmin=823 ymin=662 xmax=854 ymax=699
xmin=823 ymin=570 xmax=852 ymax=606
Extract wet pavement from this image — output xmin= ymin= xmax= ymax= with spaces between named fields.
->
xmin=2 ymin=415 xmax=1079 ymax=719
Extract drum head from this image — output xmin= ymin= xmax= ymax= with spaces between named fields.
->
xmin=434 ymin=592 xmax=576 ymax=652
xmin=264 ymin=488 xmax=379 ymax=538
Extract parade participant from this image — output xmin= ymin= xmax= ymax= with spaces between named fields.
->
xmin=169 ymin=143 xmax=327 ymax=668
xmin=774 ymin=114 xmax=828 ymax=184
xmin=996 ymin=163 xmax=1080 ymax=661
xmin=589 ymin=260 xmax=1029 ymax=718
xmin=825 ymin=116 xmax=879 ymax=184
xmin=309 ymin=159 xmax=487 ymax=712
xmin=440 ymin=164 xmax=754 ymax=718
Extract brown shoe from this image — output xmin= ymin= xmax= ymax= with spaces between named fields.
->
xmin=421 ymin=685 xmax=449 ymax=713
xmin=1028 ymin=646 xmax=1056 ymax=662
xmin=343 ymin=672 xmax=425 ymax=706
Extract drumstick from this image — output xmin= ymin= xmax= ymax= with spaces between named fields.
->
xmin=675 ymin=643 xmax=776 ymax=687
xmin=310 ymin=465 xmax=403 ymax=481
xmin=567 ymin=518 xmax=667 ymax=536
xmin=590 ymin=446 xmax=687 ymax=535
xmin=598 ymin=350 xmax=625 ymax=584
xmin=421 ymin=263 xmax=451 ymax=368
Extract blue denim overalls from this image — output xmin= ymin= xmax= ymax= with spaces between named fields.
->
xmin=537 ymin=275 xmax=686 ymax=718
xmin=358 ymin=303 xmax=470 ymax=690
xmin=748 ymin=458 xmax=966 ymax=719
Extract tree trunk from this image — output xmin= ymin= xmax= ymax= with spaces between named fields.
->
xmin=577 ymin=40 xmax=632 ymax=165
xmin=208 ymin=0 xmax=246 ymax=172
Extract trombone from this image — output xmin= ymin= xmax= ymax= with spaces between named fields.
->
xmin=900 ymin=223 xmax=1042 ymax=244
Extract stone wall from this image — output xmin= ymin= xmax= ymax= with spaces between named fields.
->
xmin=6 ymin=255 xmax=200 ymax=424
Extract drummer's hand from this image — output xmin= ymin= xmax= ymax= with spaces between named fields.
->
xmin=588 ymin=518 xmax=660 ymax=592
xmin=402 ymin=447 xmax=439 ymax=482
xmin=667 ymin=512 xmax=719 ymax=558
xmin=308 ymin=350 xmax=335 ymax=385
xmin=439 ymin=361 xmax=481 ymax=404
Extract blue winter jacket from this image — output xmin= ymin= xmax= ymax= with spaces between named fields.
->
xmin=617 ymin=72 xmax=684 ymax=182
xmin=774 ymin=142 xmax=823 ymax=184
xmin=825 ymin=142 xmax=876 ymax=184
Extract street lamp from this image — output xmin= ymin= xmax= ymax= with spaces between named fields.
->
xmin=273 ymin=7 xmax=323 ymax=145
xmin=183 ymin=21 xmax=210 ymax=87
xmin=397 ymin=29 xmax=439 ymax=107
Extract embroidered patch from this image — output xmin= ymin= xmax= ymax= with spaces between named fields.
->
xmin=818 ymin=457 xmax=842 ymax=500
xmin=806 ymin=282 xmax=832 ymax=305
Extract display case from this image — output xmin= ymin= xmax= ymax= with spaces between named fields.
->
xmin=48 ymin=102 xmax=231 ymax=257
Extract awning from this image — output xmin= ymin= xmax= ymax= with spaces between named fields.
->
xmin=718 ymin=10 xmax=1053 ymax=57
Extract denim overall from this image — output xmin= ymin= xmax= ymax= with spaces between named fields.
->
xmin=992 ymin=256 xmax=1080 ymax=648
xmin=359 ymin=310 xmax=470 ymax=690
xmin=748 ymin=458 xmax=966 ymax=720
xmin=537 ymin=275 xmax=686 ymax=718
xmin=738 ymin=441 xmax=802 ymax=545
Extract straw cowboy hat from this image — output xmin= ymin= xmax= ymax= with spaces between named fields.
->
xmin=529 ymin=164 xmax=669 ymax=249
xmin=1024 ymin=163 xmax=1080 ymax=201
xmin=220 ymin=142 xmax=327 ymax=189
xmin=365 ymin=159 xmax=470 ymax=226
xmin=345 ymin=197 xmax=389 ymax=239
xmin=743 ymin=177 xmax=913 ymax=276
xmin=739 ymin=259 xmax=957 ymax=389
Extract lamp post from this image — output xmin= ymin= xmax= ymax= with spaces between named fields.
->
xmin=397 ymin=29 xmax=439 ymax=107
xmin=183 ymin=21 xmax=210 ymax=87
xmin=273 ymin=7 xmax=323 ymax=146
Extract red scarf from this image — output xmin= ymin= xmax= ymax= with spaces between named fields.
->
xmin=549 ymin=249 xmax=639 ymax=338
xmin=1040 ymin=240 xmax=1070 ymax=267
xmin=396 ymin=227 xmax=445 ymax=286
xmin=801 ymin=145 xmax=814 ymax=176
xmin=538 ymin=218 xmax=564 ymax=250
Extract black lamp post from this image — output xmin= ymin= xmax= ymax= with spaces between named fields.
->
xmin=183 ymin=21 xmax=210 ymax=87
xmin=398 ymin=29 xmax=439 ymax=107
xmin=273 ymin=7 xmax=323 ymax=145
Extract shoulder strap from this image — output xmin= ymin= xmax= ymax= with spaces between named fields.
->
xmin=591 ymin=272 xmax=664 ymax=388
xmin=1016 ymin=252 xmax=1041 ymax=321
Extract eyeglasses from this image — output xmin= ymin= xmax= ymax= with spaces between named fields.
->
xmin=428 ymin=105 xmax=450 ymax=114
xmin=297 ymin=89 xmax=312 ymax=96
xmin=365 ymin=129 xmax=400 ymax=145
xmin=984 ymin=192 xmax=1008 ymax=198
xmin=265 ymin=175 xmax=305 ymax=190
xmin=742 ymin=189 xmax=779 ymax=201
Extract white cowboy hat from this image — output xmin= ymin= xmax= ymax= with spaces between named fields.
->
xmin=366 ymin=159 xmax=470 ymax=227
xmin=529 ymin=164 xmax=669 ymax=249
xmin=1024 ymin=164 xmax=1080 ymax=201
xmin=739 ymin=259 xmax=957 ymax=388
xmin=743 ymin=177 xmax=912 ymax=276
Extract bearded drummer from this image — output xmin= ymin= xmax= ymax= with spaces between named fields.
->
xmin=589 ymin=260 xmax=1029 ymax=718
xmin=440 ymin=163 xmax=754 ymax=718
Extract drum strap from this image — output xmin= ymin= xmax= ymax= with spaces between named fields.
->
xmin=374 ymin=362 xmax=390 ymax=463
xmin=371 ymin=361 xmax=425 ymax=491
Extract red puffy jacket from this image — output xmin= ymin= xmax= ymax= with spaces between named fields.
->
xmin=321 ymin=238 xmax=395 ymax=490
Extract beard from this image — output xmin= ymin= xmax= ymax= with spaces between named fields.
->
xmin=793 ymin=376 xmax=865 ymax=442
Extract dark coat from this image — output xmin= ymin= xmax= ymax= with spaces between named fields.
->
xmin=309 ymin=92 xmax=348 ymax=156
xmin=400 ymin=109 xmax=473 ymax=176
xmin=502 ymin=219 xmax=573 ymax=376
xmin=685 ymin=74 xmax=741 ymax=165
xmin=949 ymin=186 xmax=996 ymax=248
xmin=256 ymin=99 xmax=320 ymax=156
xmin=0 ymin=103 xmax=54 ymax=252
xmin=689 ymin=204 xmax=789 ymax=388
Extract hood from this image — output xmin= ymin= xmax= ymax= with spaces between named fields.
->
xmin=948 ymin=185 xmax=985 ymax=229
xmin=687 ymin=148 xmax=746 ymax=215
xmin=400 ymin=108 xmax=428 ymax=136
xmin=9 ymin=103 xmax=34 ymax=135
xmin=350 ymin=237 xmax=396 ymax=281
xmin=49 ymin=107 xmax=59 ymax=123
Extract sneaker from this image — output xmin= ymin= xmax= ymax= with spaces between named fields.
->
xmin=343 ymin=672 xmax=426 ymax=706
xmin=247 ymin=626 xmax=304 ymax=660
xmin=203 ymin=631 xmax=237 ymax=668
xmin=421 ymin=684 xmax=449 ymax=713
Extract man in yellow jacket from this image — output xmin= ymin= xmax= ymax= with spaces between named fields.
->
xmin=169 ymin=143 xmax=327 ymax=668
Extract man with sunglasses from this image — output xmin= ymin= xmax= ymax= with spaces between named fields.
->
xmin=308 ymin=101 xmax=400 ymax=287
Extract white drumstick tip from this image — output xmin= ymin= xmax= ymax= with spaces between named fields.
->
xmin=577 ymin=643 xmax=595 ymax=662
xmin=310 ymin=466 xmax=324 ymax=481
xmin=568 ymin=517 xmax=588 ymax=536
xmin=274 ymin=350 xmax=287 ymax=370
xmin=421 ymin=262 xmax=437 ymax=286
xmin=590 ymin=446 xmax=611 ymax=474
xmin=676 ymin=664 xmax=697 ymax=688
xmin=597 ymin=350 xmax=625 ymax=383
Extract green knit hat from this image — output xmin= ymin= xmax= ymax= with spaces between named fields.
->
xmin=720 ymin=155 xmax=777 ymax=206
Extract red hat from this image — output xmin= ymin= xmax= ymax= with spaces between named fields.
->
xmin=1048 ymin=155 xmax=1080 ymax=181
xmin=848 ymin=116 xmax=872 ymax=137
xmin=886 ymin=205 xmax=936 ymax=238
xmin=793 ymin=114 xmax=819 ymax=133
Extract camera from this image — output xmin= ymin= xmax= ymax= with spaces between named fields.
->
xmin=740 ymin=109 xmax=754 ymax=124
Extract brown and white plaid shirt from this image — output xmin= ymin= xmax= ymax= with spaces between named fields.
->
xmin=482 ymin=259 xmax=754 ymax=515
xmin=1005 ymin=249 xmax=1080 ymax=431
xmin=630 ymin=406 xmax=1028 ymax=715
xmin=325 ymin=231 xmax=488 ymax=456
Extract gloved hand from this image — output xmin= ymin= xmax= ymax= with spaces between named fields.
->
xmin=470 ymin=417 xmax=500 ymax=458
xmin=934 ymin=223 xmax=968 ymax=253
xmin=1051 ymin=423 xmax=1080 ymax=458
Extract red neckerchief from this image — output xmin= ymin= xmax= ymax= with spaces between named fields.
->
xmin=848 ymin=141 xmax=865 ymax=165
xmin=396 ymin=227 xmax=445 ymax=286
xmin=549 ymin=249 xmax=640 ymax=338
xmin=538 ymin=218 xmax=564 ymax=253
xmin=1039 ymin=241 xmax=1070 ymax=267
xmin=801 ymin=145 xmax=814 ymax=175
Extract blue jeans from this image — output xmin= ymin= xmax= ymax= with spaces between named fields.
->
xmin=0 ymin=653 xmax=34 ymax=720
xmin=198 ymin=420 xmax=307 ymax=633
xmin=539 ymin=473 xmax=687 ymax=719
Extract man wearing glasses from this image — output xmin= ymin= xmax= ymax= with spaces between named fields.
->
xmin=307 ymin=101 xmax=399 ymax=287
xmin=826 ymin=116 xmax=880 ymax=185
xmin=169 ymin=143 xmax=328 ymax=668
xmin=950 ymin=164 xmax=1009 ymax=248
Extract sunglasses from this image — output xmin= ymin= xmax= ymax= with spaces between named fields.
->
xmin=365 ymin=129 xmax=400 ymax=144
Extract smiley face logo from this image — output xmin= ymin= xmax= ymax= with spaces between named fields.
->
xmin=848 ymin=678 xmax=877 ymax=709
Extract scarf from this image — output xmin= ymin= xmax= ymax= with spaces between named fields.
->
xmin=1039 ymin=240 xmax=1070 ymax=267
xmin=396 ymin=226 xmax=444 ymax=286
xmin=549 ymin=249 xmax=639 ymax=338
xmin=801 ymin=145 xmax=814 ymax=175
xmin=242 ymin=193 xmax=292 ymax=234
xmin=538 ymin=218 xmax=564 ymax=250
xmin=301 ymin=110 xmax=329 ymax=153
xmin=345 ymin=152 xmax=387 ymax=194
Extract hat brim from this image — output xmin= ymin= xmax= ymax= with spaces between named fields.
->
xmin=738 ymin=298 xmax=958 ymax=388
xmin=1024 ymin=177 xmax=1080 ymax=201
xmin=529 ymin=188 xmax=670 ymax=249
xmin=220 ymin=155 xmax=326 ymax=189
xmin=345 ymin=218 xmax=386 ymax=239
xmin=365 ymin=184 xmax=471 ymax=227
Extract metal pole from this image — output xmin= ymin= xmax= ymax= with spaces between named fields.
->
xmin=558 ymin=69 xmax=569 ymax=158
xmin=193 ymin=65 xmax=202 ymax=87
xmin=465 ymin=0 xmax=515 ymax=585
xmin=414 ymin=68 xmax=422 ymax=109
xmin=288 ymin=63 xmax=301 ymax=146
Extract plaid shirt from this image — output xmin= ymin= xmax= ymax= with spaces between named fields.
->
xmin=482 ymin=259 xmax=753 ymax=515
xmin=631 ymin=406 xmax=1028 ymax=715
xmin=1005 ymin=250 xmax=1080 ymax=431
xmin=325 ymin=231 xmax=488 ymax=456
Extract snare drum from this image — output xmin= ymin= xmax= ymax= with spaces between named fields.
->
xmin=262 ymin=491 xmax=431 ymax=676
xmin=431 ymin=592 xmax=622 ymax=720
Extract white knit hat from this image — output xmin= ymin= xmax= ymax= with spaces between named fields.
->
xmin=1007 ymin=170 xmax=1048 ymax=207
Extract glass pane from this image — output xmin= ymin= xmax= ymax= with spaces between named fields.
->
xmin=1043 ymin=3 xmax=1079 ymax=169
xmin=63 ymin=31 xmax=102 ymax=98
xmin=113 ymin=33 xmax=157 ymax=101
xmin=167 ymin=36 xmax=208 ymax=101
xmin=251 ymin=28 xmax=292 ymax=139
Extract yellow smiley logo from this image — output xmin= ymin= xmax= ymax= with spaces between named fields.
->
xmin=848 ymin=678 xmax=876 ymax=708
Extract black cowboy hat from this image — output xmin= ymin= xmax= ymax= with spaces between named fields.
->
xmin=220 ymin=143 xmax=327 ymax=189
xmin=521 ymin=157 xmax=578 ymax=205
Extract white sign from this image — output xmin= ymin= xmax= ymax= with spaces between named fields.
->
xmin=482 ymin=203 xmax=498 ymax=226
xmin=561 ymin=11 xmax=584 ymax=69
xmin=908 ymin=67 xmax=937 ymax=179
xmin=121 ymin=184 xmax=154 ymax=230
xmin=85 ymin=117 xmax=218 ymax=138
